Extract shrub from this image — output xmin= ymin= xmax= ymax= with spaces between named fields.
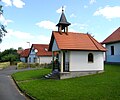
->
xmin=44 ymin=63 xmax=53 ymax=69
xmin=17 ymin=62 xmax=28 ymax=69
xmin=0 ymin=62 xmax=10 ymax=69
xmin=10 ymin=61 xmax=18 ymax=65
xmin=29 ymin=63 xmax=36 ymax=68
xmin=35 ymin=63 xmax=40 ymax=67
xmin=17 ymin=62 xmax=53 ymax=69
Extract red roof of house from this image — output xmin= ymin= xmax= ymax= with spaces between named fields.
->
xmin=17 ymin=50 xmax=23 ymax=54
xmin=102 ymin=27 xmax=120 ymax=44
xmin=31 ymin=44 xmax=52 ymax=56
xmin=20 ymin=49 xmax=30 ymax=57
xmin=49 ymin=31 xmax=106 ymax=51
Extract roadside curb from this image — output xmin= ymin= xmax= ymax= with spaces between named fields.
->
xmin=11 ymin=76 xmax=36 ymax=100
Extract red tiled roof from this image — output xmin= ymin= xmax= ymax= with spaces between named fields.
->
xmin=20 ymin=49 xmax=30 ymax=57
xmin=49 ymin=31 xmax=106 ymax=51
xmin=17 ymin=50 xmax=23 ymax=54
xmin=32 ymin=44 xmax=52 ymax=56
xmin=102 ymin=27 xmax=120 ymax=44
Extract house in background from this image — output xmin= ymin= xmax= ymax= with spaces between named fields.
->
xmin=102 ymin=27 xmax=120 ymax=63
xmin=17 ymin=49 xmax=23 ymax=55
xmin=28 ymin=44 xmax=52 ymax=64
xmin=48 ymin=9 xmax=106 ymax=79
xmin=20 ymin=48 xmax=30 ymax=63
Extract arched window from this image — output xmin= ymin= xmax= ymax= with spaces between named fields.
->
xmin=88 ymin=53 xmax=94 ymax=63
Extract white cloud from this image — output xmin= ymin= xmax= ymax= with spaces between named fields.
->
xmin=71 ymin=23 xmax=88 ymax=30
xmin=69 ymin=28 xmax=76 ymax=32
xmin=90 ymin=0 xmax=96 ymax=4
xmin=37 ymin=35 xmax=51 ymax=44
xmin=4 ymin=19 xmax=13 ymax=25
xmin=70 ymin=13 xmax=76 ymax=18
xmin=1 ymin=0 xmax=25 ymax=8
xmin=94 ymin=6 xmax=120 ymax=19
xmin=84 ymin=5 xmax=88 ymax=8
xmin=36 ymin=20 xmax=57 ymax=30
xmin=71 ymin=23 xmax=78 ymax=27
xmin=68 ymin=23 xmax=89 ymax=32
xmin=0 ymin=29 xmax=51 ymax=51
xmin=79 ymin=24 xmax=88 ymax=30
xmin=0 ymin=41 xmax=30 ymax=51
xmin=56 ymin=6 xmax=66 ymax=13
xmin=0 ymin=29 xmax=34 ymax=51
xmin=13 ymin=0 xmax=25 ymax=8
xmin=1 ymin=0 xmax=12 ymax=6
xmin=0 ymin=14 xmax=5 ymax=22
xmin=6 ymin=29 xmax=34 ymax=39
xmin=0 ymin=14 xmax=13 ymax=25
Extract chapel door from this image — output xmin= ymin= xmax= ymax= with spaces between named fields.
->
xmin=63 ymin=51 xmax=69 ymax=72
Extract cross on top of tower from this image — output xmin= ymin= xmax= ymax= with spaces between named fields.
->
xmin=62 ymin=6 xmax=64 ymax=12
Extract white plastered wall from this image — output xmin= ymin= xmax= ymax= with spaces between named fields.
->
xmin=37 ymin=56 xmax=52 ymax=64
xmin=69 ymin=51 xmax=104 ymax=71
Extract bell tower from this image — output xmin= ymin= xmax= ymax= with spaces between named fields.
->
xmin=56 ymin=7 xmax=71 ymax=34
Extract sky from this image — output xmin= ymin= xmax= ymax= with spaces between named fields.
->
xmin=0 ymin=0 xmax=120 ymax=51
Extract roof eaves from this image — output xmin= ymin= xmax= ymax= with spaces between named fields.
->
xmin=48 ymin=32 xmax=54 ymax=51
xmin=87 ymin=34 xmax=106 ymax=51
xmin=49 ymin=31 xmax=61 ymax=51
xmin=102 ymin=27 xmax=120 ymax=44
xmin=102 ymin=40 xmax=120 ymax=44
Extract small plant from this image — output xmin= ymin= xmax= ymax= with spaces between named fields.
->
xmin=29 ymin=63 xmax=36 ymax=68
xmin=17 ymin=62 xmax=28 ymax=69
xmin=44 ymin=63 xmax=53 ymax=69
xmin=0 ymin=62 xmax=10 ymax=69
xmin=17 ymin=62 xmax=53 ymax=69
xmin=35 ymin=63 xmax=40 ymax=67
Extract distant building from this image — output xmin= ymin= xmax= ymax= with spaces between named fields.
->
xmin=28 ymin=44 xmax=52 ymax=64
xmin=102 ymin=27 xmax=120 ymax=63
xmin=48 ymin=9 xmax=106 ymax=79
xmin=17 ymin=50 xmax=23 ymax=55
xmin=20 ymin=48 xmax=30 ymax=63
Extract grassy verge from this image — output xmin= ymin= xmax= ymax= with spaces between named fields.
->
xmin=0 ymin=62 xmax=10 ymax=69
xmin=12 ymin=68 xmax=51 ymax=81
xmin=12 ymin=64 xmax=120 ymax=100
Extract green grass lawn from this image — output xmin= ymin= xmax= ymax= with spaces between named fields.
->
xmin=12 ymin=68 xmax=51 ymax=81
xmin=12 ymin=64 xmax=120 ymax=100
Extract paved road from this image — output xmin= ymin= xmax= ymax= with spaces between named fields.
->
xmin=0 ymin=66 xmax=31 ymax=100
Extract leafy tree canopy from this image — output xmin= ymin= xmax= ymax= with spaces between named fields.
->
xmin=0 ymin=4 xmax=7 ymax=43
xmin=0 ymin=48 xmax=20 ymax=63
xmin=18 ymin=47 xmax=23 ymax=50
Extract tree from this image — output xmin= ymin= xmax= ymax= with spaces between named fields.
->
xmin=18 ymin=47 xmax=23 ymax=50
xmin=0 ymin=5 xmax=7 ymax=43
xmin=0 ymin=48 xmax=20 ymax=65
